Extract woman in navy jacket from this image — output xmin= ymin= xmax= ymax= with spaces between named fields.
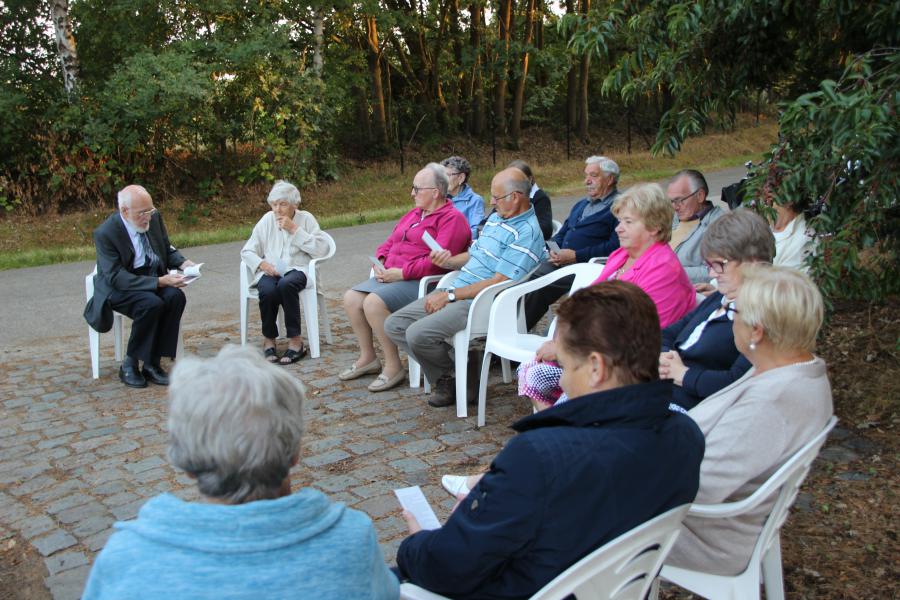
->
xmin=659 ymin=209 xmax=775 ymax=410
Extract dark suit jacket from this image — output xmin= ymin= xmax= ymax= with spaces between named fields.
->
xmin=84 ymin=212 xmax=185 ymax=332
xmin=551 ymin=190 xmax=620 ymax=261
xmin=531 ymin=188 xmax=553 ymax=240
xmin=661 ymin=291 xmax=752 ymax=409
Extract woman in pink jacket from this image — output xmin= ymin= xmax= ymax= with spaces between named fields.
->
xmin=518 ymin=183 xmax=695 ymax=408
xmin=341 ymin=163 xmax=472 ymax=392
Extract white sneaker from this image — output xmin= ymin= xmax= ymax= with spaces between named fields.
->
xmin=441 ymin=474 xmax=470 ymax=497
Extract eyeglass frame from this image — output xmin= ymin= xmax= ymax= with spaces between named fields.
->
xmin=491 ymin=190 xmax=520 ymax=203
xmin=670 ymin=188 xmax=701 ymax=207
xmin=131 ymin=207 xmax=158 ymax=218
xmin=411 ymin=185 xmax=438 ymax=195
xmin=704 ymin=258 xmax=731 ymax=274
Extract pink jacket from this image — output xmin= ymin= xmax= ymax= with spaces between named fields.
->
xmin=594 ymin=242 xmax=696 ymax=328
xmin=376 ymin=201 xmax=472 ymax=280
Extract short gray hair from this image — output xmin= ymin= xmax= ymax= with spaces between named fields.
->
xmin=701 ymin=208 xmax=775 ymax=263
xmin=737 ymin=264 xmax=824 ymax=353
xmin=167 ymin=345 xmax=305 ymax=504
xmin=585 ymin=156 xmax=620 ymax=182
xmin=673 ymin=169 xmax=709 ymax=197
xmin=117 ymin=185 xmax=150 ymax=209
xmin=440 ymin=156 xmax=471 ymax=184
xmin=267 ymin=180 xmax=301 ymax=206
xmin=425 ymin=162 xmax=450 ymax=196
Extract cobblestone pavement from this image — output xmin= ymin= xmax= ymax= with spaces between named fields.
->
xmin=0 ymin=296 xmax=877 ymax=600
xmin=0 ymin=297 xmax=533 ymax=599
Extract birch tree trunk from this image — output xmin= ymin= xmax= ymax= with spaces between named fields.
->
xmin=50 ymin=0 xmax=78 ymax=99
xmin=313 ymin=11 xmax=324 ymax=76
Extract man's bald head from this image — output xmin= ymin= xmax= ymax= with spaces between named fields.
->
xmin=490 ymin=168 xmax=532 ymax=218
xmin=118 ymin=185 xmax=151 ymax=210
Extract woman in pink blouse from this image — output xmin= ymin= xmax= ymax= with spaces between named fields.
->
xmin=341 ymin=163 xmax=472 ymax=392
xmin=518 ymin=183 xmax=695 ymax=408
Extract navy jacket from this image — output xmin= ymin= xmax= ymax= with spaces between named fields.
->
xmin=552 ymin=191 xmax=620 ymax=261
xmin=396 ymin=381 xmax=704 ymax=599
xmin=662 ymin=292 xmax=752 ymax=410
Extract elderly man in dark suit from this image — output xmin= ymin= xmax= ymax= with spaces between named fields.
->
xmin=84 ymin=185 xmax=194 ymax=388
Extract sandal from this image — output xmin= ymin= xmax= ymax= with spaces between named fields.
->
xmin=264 ymin=347 xmax=279 ymax=363
xmin=279 ymin=345 xmax=308 ymax=364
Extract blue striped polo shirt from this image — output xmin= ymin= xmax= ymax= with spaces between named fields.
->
xmin=455 ymin=207 xmax=546 ymax=287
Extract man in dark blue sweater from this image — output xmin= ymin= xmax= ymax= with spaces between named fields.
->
xmin=523 ymin=155 xmax=621 ymax=330
xmin=396 ymin=282 xmax=704 ymax=599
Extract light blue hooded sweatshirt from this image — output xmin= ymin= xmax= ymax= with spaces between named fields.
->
xmin=83 ymin=489 xmax=399 ymax=599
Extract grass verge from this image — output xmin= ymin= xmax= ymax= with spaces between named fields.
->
xmin=0 ymin=118 xmax=776 ymax=271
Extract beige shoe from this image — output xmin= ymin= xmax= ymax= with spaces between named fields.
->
xmin=338 ymin=358 xmax=381 ymax=381
xmin=368 ymin=370 xmax=406 ymax=392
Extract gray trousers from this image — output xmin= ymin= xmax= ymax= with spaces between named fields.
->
xmin=384 ymin=296 xmax=473 ymax=385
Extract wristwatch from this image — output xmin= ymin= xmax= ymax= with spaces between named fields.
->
xmin=447 ymin=289 xmax=457 ymax=302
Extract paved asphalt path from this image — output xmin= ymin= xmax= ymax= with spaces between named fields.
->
xmin=0 ymin=166 xmax=745 ymax=355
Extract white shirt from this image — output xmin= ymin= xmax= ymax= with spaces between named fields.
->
xmin=119 ymin=214 xmax=148 ymax=270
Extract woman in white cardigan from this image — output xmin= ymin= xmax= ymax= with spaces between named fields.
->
xmin=666 ymin=264 xmax=833 ymax=575
xmin=241 ymin=181 xmax=331 ymax=364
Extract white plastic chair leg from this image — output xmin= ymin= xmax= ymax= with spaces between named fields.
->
xmin=90 ymin=326 xmax=101 ymax=379
xmin=501 ymin=358 xmax=512 ymax=383
xmin=762 ymin=538 xmax=785 ymax=600
xmin=409 ymin=359 xmax=422 ymax=389
xmin=477 ymin=351 xmax=492 ymax=427
xmin=301 ymin=292 xmax=320 ymax=358
xmin=453 ymin=334 xmax=468 ymax=418
xmin=240 ymin=297 xmax=249 ymax=345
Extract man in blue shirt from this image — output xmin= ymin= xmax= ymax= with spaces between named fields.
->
xmin=523 ymin=155 xmax=621 ymax=331
xmin=441 ymin=155 xmax=485 ymax=237
xmin=385 ymin=168 xmax=545 ymax=407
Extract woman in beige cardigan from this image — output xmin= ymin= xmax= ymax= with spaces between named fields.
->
xmin=666 ymin=264 xmax=833 ymax=575
xmin=241 ymin=181 xmax=331 ymax=364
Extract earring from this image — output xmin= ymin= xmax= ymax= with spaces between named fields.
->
xmin=749 ymin=342 xmax=756 ymax=351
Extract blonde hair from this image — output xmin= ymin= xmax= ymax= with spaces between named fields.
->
xmin=612 ymin=183 xmax=675 ymax=243
xmin=737 ymin=264 xmax=824 ymax=353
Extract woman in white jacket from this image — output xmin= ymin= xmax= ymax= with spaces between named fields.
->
xmin=241 ymin=181 xmax=331 ymax=364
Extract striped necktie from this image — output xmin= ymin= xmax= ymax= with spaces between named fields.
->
xmin=138 ymin=232 xmax=161 ymax=273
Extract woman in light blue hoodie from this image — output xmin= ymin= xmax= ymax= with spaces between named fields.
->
xmin=83 ymin=345 xmax=399 ymax=600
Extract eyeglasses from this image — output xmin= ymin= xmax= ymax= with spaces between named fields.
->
xmin=724 ymin=305 xmax=740 ymax=318
xmin=670 ymin=189 xmax=701 ymax=207
xmin=133 ymin=207 xmax=157 ymax=218
xmin=445 ymin=171 xmax=463 ymax=177
xmin=411 ymin=186 xmax=437 ymax=194
xmin=704 ymin=258 xmax=731 ymax=274
xmin=491 ymin=191 xmax=518 ymax=203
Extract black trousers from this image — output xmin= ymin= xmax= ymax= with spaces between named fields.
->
xmin=257 ymin=270 xmax=308 ymax=339
xmin=108 ymin=283 xmax=186 ymax=365
xmin=522 ymin=261 xmax=576 ymax=332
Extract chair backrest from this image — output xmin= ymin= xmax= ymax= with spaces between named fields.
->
xmin=688 ymin=416 xmax=837 ymax=569
xmin=551 ymin=219 xmax=563 ymax=237
xmin=531 ymin=505 xmax=690 ymax=600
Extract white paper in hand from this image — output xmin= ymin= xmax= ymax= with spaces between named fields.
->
xmin=182 ymin=263 xmax=204 ymax=284
xmin=421 ymin=231 xmax=444 ymax=253
xmin=394 ymin=486 xmax=441 ymax=530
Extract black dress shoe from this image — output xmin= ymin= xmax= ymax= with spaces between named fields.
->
xmin=119 ymin=364 xmax=148 ymax=388
xmin=141 ymin=364 xmax=170 ymax=386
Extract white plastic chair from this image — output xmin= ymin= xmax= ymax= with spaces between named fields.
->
xmin=239 ymin=232 xmax=336 ymax=358
xmin=400 ymin=504 xmax=690 ymax=600
xmin=475 ymin=263 xmax=604 ymax=426
xmin=550 ymin=219 xmax=563 ymax=237
xmin=85 ymin=268 xmax=184 ymax=379
xmin=409 ymin=270 xmax=522 ymax=418
xmin=653 ymin=416 xmax=838 ymax=600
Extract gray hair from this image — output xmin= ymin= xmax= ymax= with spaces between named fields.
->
xmin=117 ymin=185 xmax=150 ymax=209
xmin=267 ymin=180 xmax=302 ymax=206
xmin=425 ymin=162 xmax=450 ymax=196
xmin=585 ymin=156 xmax=620 ymax=182
xmin=701 ymin=208 xmax=776 ymax=263
xmin=441 ymin=156 xmax=472 ymax=186
xmin=673 ymin=169 xmax=709 ymax=197
xmin=167 ymin=345 xmax=305 ymax=504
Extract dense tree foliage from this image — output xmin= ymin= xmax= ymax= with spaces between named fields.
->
xmin=0 ymin=0 xmax=896 ymax=298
